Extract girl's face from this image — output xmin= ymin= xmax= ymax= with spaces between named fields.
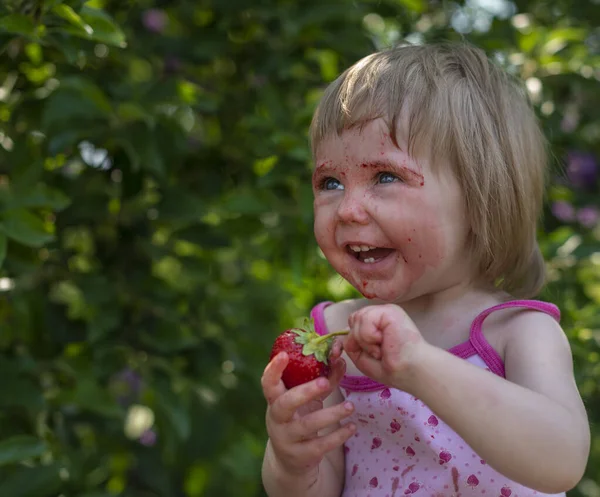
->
xmin=313 ymin=118 xmax=473 ymax=303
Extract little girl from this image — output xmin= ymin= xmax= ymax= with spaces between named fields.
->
xmin=261 ymin=42 xmax=590 ymax=497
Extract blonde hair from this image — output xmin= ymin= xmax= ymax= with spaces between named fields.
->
xmin=310 ymin=42 xmax=548 ymax=298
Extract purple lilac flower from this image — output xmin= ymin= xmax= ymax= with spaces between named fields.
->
xmin=139 ymin=429 xmax=157 ymax=447
xmin=142 ymin=9 xmax=167 ymax=33
xmin=577 ymin=206 xmax=600 ymax=228
xmin=551 ymin=201 xmax=575 ymax=222
xmin=112 ymin=368 xmax=143 ymax=406
xmin=566 ymin=151 xmax=597 ymax=188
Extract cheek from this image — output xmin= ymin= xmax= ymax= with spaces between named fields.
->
xmin=387 ymin=199 xmax=446 ymax=267
xmin=313 ymin=205 xmax=335 ymax=245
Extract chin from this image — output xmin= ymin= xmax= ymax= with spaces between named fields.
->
xmin=353 ymin=280 xmax=414 ymax=303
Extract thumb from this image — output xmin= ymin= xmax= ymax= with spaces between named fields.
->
xmin=261 ymin=352 xmax=289 ymax=405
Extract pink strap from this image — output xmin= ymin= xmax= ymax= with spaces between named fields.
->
xmin=467 ymin=300 xmax=560 ymax=378
xmin=310 ymin=301 xmax=333 ymax=337
xmin=308 ymin=299 xmax=560 ymax=392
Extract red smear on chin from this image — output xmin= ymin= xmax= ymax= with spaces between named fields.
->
xmin=360 ymin=279 xmax=376 ymax=299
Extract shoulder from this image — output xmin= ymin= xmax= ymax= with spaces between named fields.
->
xmin=322 ymin=298 xmax=370 ymax=334
xmin=480 ymin=302 xmax=565 ymax=357
xmin=494 ymin=306 xmax=568 ymax=352
xmin=489 ymin=306 xmax=574 ymax=382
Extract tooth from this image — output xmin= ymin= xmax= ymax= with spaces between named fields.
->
xmin=364 ymin=257 xmax=375 ymax=263
xmin=369 ymin=246 xmax=377 ymax=250
xmin=350 ymin=245 xmax=361 ymax=252
xmin=360 ymin=245 xmax=371 ymax=251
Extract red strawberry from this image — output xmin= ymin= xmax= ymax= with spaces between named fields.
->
xmin=270 ymin=319 xmax=348 ymax=389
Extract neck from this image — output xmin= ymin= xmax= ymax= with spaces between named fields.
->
xmin=373 ymin=280 xmax=507 ymax=318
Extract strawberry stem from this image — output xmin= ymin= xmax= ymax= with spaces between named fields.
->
xmin=312 ymin=330 xmax=349 ymax=345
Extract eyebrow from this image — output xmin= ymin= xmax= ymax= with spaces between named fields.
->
xmin=358 ymin=159 xmax=425 ymax=185
xmin=314 ymin=158 xmax=425 ymax=186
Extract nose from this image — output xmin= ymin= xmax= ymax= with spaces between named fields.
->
xmin=336 ymin=189 xmax=370 ymax=225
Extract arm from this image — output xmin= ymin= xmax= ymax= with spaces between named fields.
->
xmin=344 ymin=305 xmax=590 ymax=493
xmin=262 ymin=386 xmax=347 ymax=497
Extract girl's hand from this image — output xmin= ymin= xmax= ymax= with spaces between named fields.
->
xmin=344 ymin=304 xmax=426 ymax=388
xmin=261 ymin=340 xmax=356 ymax=476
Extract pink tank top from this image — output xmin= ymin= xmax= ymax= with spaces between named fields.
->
xmin=311 ymin=300 xmax=564 ymax=497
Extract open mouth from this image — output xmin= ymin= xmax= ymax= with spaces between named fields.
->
xmin=347 ymin=244 xmax=395 ymax=264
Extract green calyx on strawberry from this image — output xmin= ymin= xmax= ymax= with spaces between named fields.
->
xmin=270 ymin=318 xmax=349 ymax=389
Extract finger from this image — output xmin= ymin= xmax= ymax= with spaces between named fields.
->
xmin=290 ymin=400 xmax=355 ymax=441
xmin=354 ymin=308 xmax=384 ymax=342
xmin=367 ymin=345 xmax=382 ymax=360
xmin=343 ymin=333 xmax=361 ymax=354
xmin=348 ymin=307 xmax=365 ymax=329
xmin=349 ymin=347 xmax=384 ymax=380
xmin=328 ymin=356 xmax=347 ymax=387
xmin=330 ymin=338 xmax=343 ymax=360
xmin=261 ymin=352 xmax=289 ymax=405
xmin=296 ymin=422 xmax=357 ymax=459
xmin=270 ymin=376 xmax=332 ymax=424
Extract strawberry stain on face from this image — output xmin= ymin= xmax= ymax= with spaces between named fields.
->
xmin=360 ymin=279 xmax=376 ymax=299
xmin=312 ymin=119 xmax=462 ymax=304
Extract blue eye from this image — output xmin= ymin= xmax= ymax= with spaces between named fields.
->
xmin=378 ymin=172 xmax=398 ymax=184
xmin=323 ymin=178 xmax=344 ymax=190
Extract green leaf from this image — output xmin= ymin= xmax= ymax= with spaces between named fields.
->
xmin=158 ymin=185 xmax=206 ymax=222
xmin=52 ymin=4 xmax=93 ymax=36
xmin=398 ymin=0 xmax=426 ymax=13
xmin=42 ymin=0 xmax=65 ymax=14
xmin=253 ymin=156 xmax=278 ymax=177
xmin=0 ymin=359 xmax=44 ymax=411
xmin=155 ymin=381 xmax=191 ymax=441
xmin=0 ymin=232 xmax=6 ymax=269
xmin=122 ymin=123 xmax=166 ymax=178
xmin=0 ymin=436 xmax=47 ymax=466
xmin=174 ymin=225 xmax=230 ymax=249
xmin=0 ymin=463 xmax=62 ymax=497
xmin=519 ymin=29 xmax=543 ymax=53
xmin=56 ymin=374 xmax=122 ymax=418
xmin=221 ymin=190 xmax=267 ymax=216
xmin=80 ymin=6 xmax=127 ymax=47
xmin=2 ymin=184 xmax=71 ymax=212
xmin=0 ymin=14 xmax=36 ymax=37
xmin=0 ymin=210 xmax=54 ymax=248
xmin=41 ymin=86 xmax=112 ymax=129
xmin=56 ymin=76 xmax=112 ymax=112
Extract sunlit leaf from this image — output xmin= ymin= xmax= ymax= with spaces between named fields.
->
xmin=0 ymin=210 xmax=54 ymax=247
xmin=0 ymin=14 xmax=36 ymax=37
xmin=0 ymin=463 xmax=62 ymax=497
xmin=52 ymin=4 xmax=93 ymax=36
xmin=0 ymin=436 xmax=47 ymax=466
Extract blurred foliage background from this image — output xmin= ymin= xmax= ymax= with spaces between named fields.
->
xmin=0 ymin=0 xmax=598 ymax=496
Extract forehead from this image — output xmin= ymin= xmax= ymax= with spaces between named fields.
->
xmin=315 ymin=119 xmax=406 ymax=159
